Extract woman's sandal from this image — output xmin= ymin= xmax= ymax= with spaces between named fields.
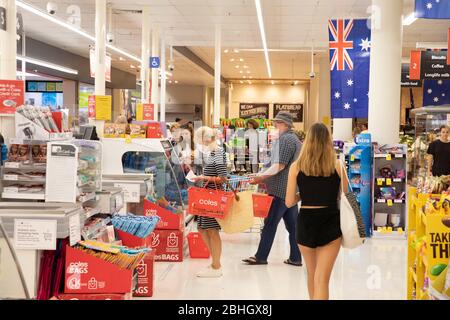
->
xmin=284 ymin=259 xmax=302 ymax=267
xmin=242 ymin=257 xmax=268 ymax=265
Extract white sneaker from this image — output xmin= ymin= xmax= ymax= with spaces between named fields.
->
xmin=196 ymin=266 xmax=223 ymax=278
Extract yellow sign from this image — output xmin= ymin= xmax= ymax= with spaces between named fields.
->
xmin=94 ymin=96 xmax=112 ymax=121
xmin=386 ymin=154 xmax=392 ymax=161
xmin=377 ymin=178 xmax=383 ymax=186
xmin=350 ymin=155 xmax=355 ymax=161
xmin=386 ymin=178 xmax=392 ymax=186
xmin=136 ymin=103 xmax=144 ymax=121
xmin=322 ymin=116 xmax=330 ymax=126
xmin=387 ymin=199 xmax=393 ymax=206
xmin=125 ymin=136 xmax=132 ymax=144
xmin=426 ymin=214 xmax=450 ymax=296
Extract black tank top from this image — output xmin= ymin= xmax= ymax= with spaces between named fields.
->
xmin=297 ymin=170 xmax=341 ymax=207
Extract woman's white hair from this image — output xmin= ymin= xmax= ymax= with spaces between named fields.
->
xmin=194 ymin=126 xmax=219 ymax=149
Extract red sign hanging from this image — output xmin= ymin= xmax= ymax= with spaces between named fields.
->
xmin=88 ymin=95 xmax=96 ymax=118
xmin=0 ymin=80 xmax=24 ymax=114
xmin=143 ymin=104 xmax=154 ymax=121
xmin=409 ymin=50 xmax=422 ymax=80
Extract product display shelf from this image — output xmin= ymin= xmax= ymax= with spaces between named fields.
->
xmin=372 ymin=144 xmax=408 ymax=238
xmin=407 ymin=190 xmax=450 ymax=300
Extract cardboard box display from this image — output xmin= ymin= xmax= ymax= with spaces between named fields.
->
xmin=116 ymin=229 xmax=153 ymax=248
xmin=133 ymin=251 xmax=155 ymax=297
xmin=64 ymin=246 xmax=133 ymax=294
xmin=144 ymin=199 xmax=184 ymax=230
xmin=150 ymin=229 xmax=184 ymax=262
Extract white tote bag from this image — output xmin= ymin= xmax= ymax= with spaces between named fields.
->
xmin=339 ymin=161 xmax=366 ymax=249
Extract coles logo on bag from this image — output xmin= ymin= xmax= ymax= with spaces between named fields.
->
xmin=67 ymin=262 xmax=88 ymax=274
xmin=198 ymin=199 xmax=218 ymax=207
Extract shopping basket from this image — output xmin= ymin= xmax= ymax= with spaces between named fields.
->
xmin=252 ymin=194 xmax=274 ymax=218
xmin=187 ymin=232 xmax=210 ymax=259
xmin=188 ymin=181 xmax=236 ymax=219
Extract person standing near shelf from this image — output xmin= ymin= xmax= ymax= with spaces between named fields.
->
xmin=286 ymin=123 xmax=349 ymax=300
xmin=427 ymin=125 xmax=450 ymax=177
xmin=243 ymin=112 xmax=302 ymax=267
xmin=244 ymin=119 xmax=260 ymax=174
xmin=192 ymin=126 xmax=228 ymax=278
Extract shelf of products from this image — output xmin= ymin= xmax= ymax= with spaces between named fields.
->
xmin=407 ymin=189 xmax=450 ymax=300
xmin=373 ymin=144 xmax=408 ymax=238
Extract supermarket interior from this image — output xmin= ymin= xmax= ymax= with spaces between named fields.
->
xmin=0 ymin=0 xmax=449 ymax=302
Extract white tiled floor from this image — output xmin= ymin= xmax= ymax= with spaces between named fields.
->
xmin=147 ymin=225 xmax=407 ymax=300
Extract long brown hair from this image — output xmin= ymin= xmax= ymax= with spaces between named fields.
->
xmin=297 ymin=123 xmax=336 ymax=177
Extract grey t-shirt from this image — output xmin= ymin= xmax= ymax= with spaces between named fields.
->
xmin=266 ymin=130 xmax=301 ymax=199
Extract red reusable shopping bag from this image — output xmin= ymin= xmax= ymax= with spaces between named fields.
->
xmin=188 ymin=185 xmax=235 ymax=219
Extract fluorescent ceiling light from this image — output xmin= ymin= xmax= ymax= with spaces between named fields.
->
xmin=255 ymin=0 xmax=272 ymax=78
xmin=17 ymin=56 xmax=78 ymax=75
xmin=17 ymin=0 xmax=140 ymax=63
xmin=416 ymin=42 xmax=447 ymax=49
xmin=403 ymin=12 xmax=417 ymax=26
xmin=17 ymin=71 xmax=42 ymax=78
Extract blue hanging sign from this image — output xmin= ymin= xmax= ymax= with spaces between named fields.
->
xmin=150 ymin=57 xmax=160 ymax=69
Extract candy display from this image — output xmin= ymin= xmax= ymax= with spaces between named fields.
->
xmin=417 ymin=175 xmax=450 ymax=195
xmin=112 ymin=213 xmax=160 ymax=238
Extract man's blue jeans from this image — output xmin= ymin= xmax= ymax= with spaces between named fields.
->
xmin=255 ymin=196 xmax=301 ymax=263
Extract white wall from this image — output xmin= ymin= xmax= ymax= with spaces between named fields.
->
xmin=230 ymin=84 xmax=307 ymax=131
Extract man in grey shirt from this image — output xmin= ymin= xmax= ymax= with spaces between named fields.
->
xmin=243 ymin=112 xmax=302 ymax=266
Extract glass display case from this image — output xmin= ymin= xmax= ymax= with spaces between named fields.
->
xmin=410 ymin=107 xmax=450 ymax=185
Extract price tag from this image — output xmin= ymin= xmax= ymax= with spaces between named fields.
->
xmin=397 ymin=227 xmax=404 ymax=234
xmin=114 ymin=183 xmax=140 ymax=203
xmin=14 ymin=219 xmax=57 ymax=250
xmin=4 ymin=174 xmax=18 ymax=181
xmin=5 ymin=162 xmax=20 ymax=169
xmin=350 ymin=155 xmax=355 ymax=161
xmin=386 ymin=178 xmax=392 ymax=186
xmin=387 ymin=227 xmax=393 ymax=233
xmin=387 ymin=199 xmax=393 ymax=206
xmin=125 ymin=136 xmax=132 ymax=144
xmin=386 ymin=154 xmax=392 ymax=161
xmin=377 ymin=178 xmax=383 ymax=186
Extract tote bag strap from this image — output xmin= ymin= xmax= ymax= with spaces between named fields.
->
xmin=339 ymin=157 xmax=353 ymax=193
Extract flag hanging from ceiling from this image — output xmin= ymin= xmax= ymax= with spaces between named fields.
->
xmin=423 ymin=79 xmax=450 ymax=106
xmin=329 ymin=19 xmax=371 ymax=119
xmin=415 ymin=0 xmax=450 ymax=19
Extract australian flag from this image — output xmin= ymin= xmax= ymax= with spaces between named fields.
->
xmin=415 ymin=0 xmax=450 ymax=19
xmin=329 ymin=19 xmax=371 ymax=119
xmin=423 ymin=79 xmax=450 ymax=106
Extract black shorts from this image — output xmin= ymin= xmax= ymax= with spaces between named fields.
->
xmin=297 ymin=207 xmax=342 ymax=248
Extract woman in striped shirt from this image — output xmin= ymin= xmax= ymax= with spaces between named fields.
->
xmin=192 ymin=126 xmax=228 ymax=278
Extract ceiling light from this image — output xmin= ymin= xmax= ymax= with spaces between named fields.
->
xmin=271 ymin=80 xmax=275 ymax=85
xmin=174 ymin=80 xmax=179 ymax=84
xmin=239 ymin=58 xmax=244 ymax=62
xmin=243 ymin=76 xmax=247 ymax=79
xmin=240 ymin=80 xmax=244 ymax=84
xmin=249 ymin=76 xmax=253 ymax=79
xmin=247 ymin=71 xmax=251 ymax=74
xmin=248 ymin=80 xmax=252 ymax=84
xmin=130 ymin=65 xmax=136 ymax=69
xmin=17 ymin=71 xmax=42 ymax=78
xmin=255 ymin=0 xmax=272 ymax=78
xmin=119 ymin=56 xmax=125 ymax=61
xmin=403 ymin=12 xmax=417 ymax=26
xmin=165 ymin=71 xmax=173 ymax=77
xmin=240 ymin=70 xmax=243 ymax=74
xmin=234 ymin=49 xmax=239 ymax=53
xmin=17 ymin=56 xmax=78 ymax=75
xmin=16 ymin=0 xmax=141 ymax=63
xmin=224 ymin=49 xmax=229 ymax=53
xmin=243 ymin=65 xmax=249 ymax=69
xmin=168 ymin=80 xmax=172 ymax=83
xmin=294 ymin=80 xmax=299 ymax=85
xmin=230 ymin=58 xmax=235 ymax=62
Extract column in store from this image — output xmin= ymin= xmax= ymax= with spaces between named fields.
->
xmin=151 ymin=28 xmax=160 ymax=121
xmin=160 ymin=35 xmax=166 ymax=123
xmin=213 ymin=25 xmax=221 ymax=126
xmin=141 ymin=6 xmax=151 ymax=104
xmin=92 ymin=0 xmax=107 ymax=137
xmin=368 ymin=0 xmax=403 ymax=144
xmin=0 ymin=0 xmax=17 ymax=141
xmin=319 ymin=56 xmax=331 ymax=129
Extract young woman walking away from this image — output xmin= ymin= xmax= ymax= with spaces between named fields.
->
xmin=286 ymin=123 xmax=349 ymax=300
xmin=192 ymin=126 xmax=228 ymax=278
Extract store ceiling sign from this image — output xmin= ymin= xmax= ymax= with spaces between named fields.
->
xmin=420 ymin=51 xmax=450 ymax=80
xmin=0 ymin=7 xmax=6 ymax=31
xmin=150 ymin=57 xmax=160 ymax=69
xmin=401 ymin=64 xmax=422 ymax=87
xmin=90 ymin=48 xmax=112 ymax=82
xmin=409 ymin=50 xmax=422 ymax=80
xmin=239 ymin=103 xmax=269 ymax=119
xmin=0 ymin=80 xmax=24 ymax=114
xmin=273 ymin=103 xmax=303 ymax=122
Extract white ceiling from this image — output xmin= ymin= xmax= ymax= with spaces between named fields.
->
xmin=18 ymin=0 xmax=450 ymax=85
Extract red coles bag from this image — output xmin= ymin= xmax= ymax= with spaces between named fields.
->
xmin=188 ymin=183 xmax=235 ymax=219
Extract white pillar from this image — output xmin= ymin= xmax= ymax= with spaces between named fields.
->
xmin=0 ymin=0 xmax=17 ymax=79
xmin=94 ymin=0 xmax=106 ymax=96
xmin=160 ymin=35 xmax=166 ymax=123
xmin=151 ymin=28 xmax=160 ymax=121
xmin=333 ymin=118 xmax=353 ymax=141
xmin=213 ymin=25 xmax=221 ymax=126
xmin=319 ymin=56 xmax=331 ymax=129
xmin=0 ymin=0 xmax=18 ymax=143
xmin=368 ymin=0 xmax=403 ymax=144
xmin=141 ymin=7 xmax=151 ymax=104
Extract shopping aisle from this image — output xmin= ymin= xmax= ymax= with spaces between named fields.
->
xmin=147 ymin=226 xmax=407 ymax=300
